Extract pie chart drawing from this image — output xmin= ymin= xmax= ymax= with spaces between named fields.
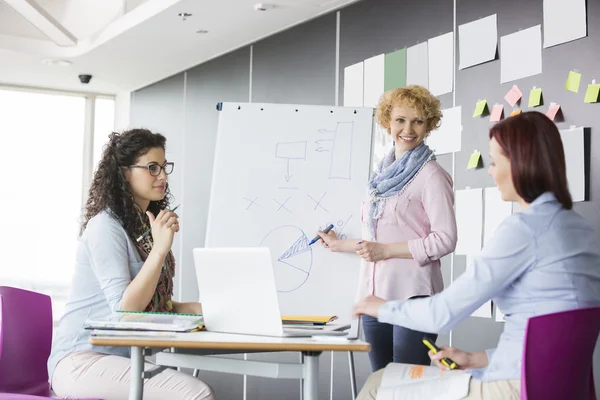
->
xmin=260 ymin=225 xmax=313 ymax=293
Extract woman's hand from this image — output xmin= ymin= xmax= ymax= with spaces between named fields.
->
xmin=146 ymin=209 xmax=179 ymax=256
xmin=355 ymin=241 xmax=389 ymax=262
xmin=429 ymin=347 xmax=488 ymax=371
xmin=173 ymin=301 xmax=203 ymax=315
xmin=316 ymin=229 xmax=339 ymax=250
xmin=352 ymin=295 xmax=386 ymax=318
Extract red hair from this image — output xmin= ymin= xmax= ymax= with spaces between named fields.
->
xmin=489 ymin=111 xmax=572 ymax=209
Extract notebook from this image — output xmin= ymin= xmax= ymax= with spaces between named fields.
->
xmin=282 ymin=315 xmax=338 ymax=325
xmin=84 ymin=311 xmax=204 ymax=332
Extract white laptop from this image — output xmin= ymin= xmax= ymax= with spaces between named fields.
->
xmin=193 ymin=247 xmax=356 ymax=338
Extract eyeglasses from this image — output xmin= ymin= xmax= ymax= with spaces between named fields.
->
xmin=129 ymin=162 xmax=174 ymax=176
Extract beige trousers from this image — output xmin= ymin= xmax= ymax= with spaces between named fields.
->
xmin=357 ymin=368 xmax=521 ymax=400
xmin=52 ymin=351 xmax=216 ymax=400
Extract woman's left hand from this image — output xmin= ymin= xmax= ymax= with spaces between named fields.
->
xmin=352 ymin=296 xmax=386 ymax=318
xmin=355 ymin=241 xmax=389 ymax=262
xmin=173 ymin=301 xmax=203 ymax=315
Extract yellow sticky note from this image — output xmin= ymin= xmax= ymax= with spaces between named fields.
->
xmin=565 ymin=71 xmax=582 ymax=93
xmin=528 ymin=88 xmax=542 ymax=107
xmin=473 ymin=100 xmax=487 ymax=117
xmin=584 ymin=84 xmax=600 ymax=103
xmin=467 ymin=151 xmax=482 ymax=170
xmin=510 ymin=109 xmax=522 ymax=117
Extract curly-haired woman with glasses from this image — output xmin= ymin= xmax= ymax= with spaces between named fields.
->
xmin=48 ymin=129 xmax=215 ymax=400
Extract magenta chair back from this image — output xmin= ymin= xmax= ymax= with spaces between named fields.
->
xmin=521 ymin=307 xmax=600 ymax=400
xmin=0 ymin=286 xmax=53 ymax=397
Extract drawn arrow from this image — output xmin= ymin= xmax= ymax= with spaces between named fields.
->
xmin=318 ymin=129 xmax=336 ymax=134
xmin=315 ymin=139 xmax=333 ymax=152
xmin=285 ymin=159 xmax=293 ymax=182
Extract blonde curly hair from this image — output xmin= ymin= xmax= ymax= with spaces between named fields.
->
xmin=375 ymin=85 xmax=442 ymax=134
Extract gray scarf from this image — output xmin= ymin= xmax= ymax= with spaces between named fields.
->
xmin=367 ymin=142 xmax=435 ymax=240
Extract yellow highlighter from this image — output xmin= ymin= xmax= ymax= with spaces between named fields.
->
xmin=422 ymin=336 xmax=457 ymax=370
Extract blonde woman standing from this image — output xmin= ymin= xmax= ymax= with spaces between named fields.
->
xmin=317 ymin=85 xmax=457 ymax=371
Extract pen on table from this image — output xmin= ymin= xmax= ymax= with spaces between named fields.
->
xmin=137 ymin=204 xmax=180 ymax=242
xmin=309 ymin=224 xmax=335 ymax=246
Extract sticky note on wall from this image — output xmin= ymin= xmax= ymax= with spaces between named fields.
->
xmin=510 ymin=109 xmax=522 ymax=117
xmin=565 ymin=71 xmax=582 ymax=93
xmin=584 ymin=84 xmax=600 ymax=103
xmin=467 ymin=151 xmax=482 ymax=169
xmin=473 ymin=99 xmax=488 ymax=117
xmin=504 ymin=85 xmax=522 ymax=107
xmin=546 ymin=103 xmax=561 ymax=120
xmin=528 ymin=87 xmax=543 ymax=107
xmin=490 ymin=104 xmax=504 ymax=122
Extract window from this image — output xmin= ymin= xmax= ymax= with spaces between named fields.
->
xmin=0 ymin=88 xmax=115 ymax=321
xmin=93 ymin=98 xmax=116 ymax=170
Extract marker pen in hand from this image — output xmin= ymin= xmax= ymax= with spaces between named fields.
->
xmin=309 ymin=224 xmax=335 ymax=246
xmin=422 ymin=336 xmax=457 ymax=369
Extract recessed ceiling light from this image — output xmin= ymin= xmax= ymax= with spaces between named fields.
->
xmin=42 ymin=58 xmax=72 ymax=67
xmin=178 ymin=12 xmax=192 ymax=20
xmin=254 ymin=3 xmax=275 ymax=11
xmin=196 ymin=29 xmax=209 ymax=34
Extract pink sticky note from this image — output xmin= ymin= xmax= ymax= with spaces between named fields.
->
xmin=490 ymin=104 xmax=504 ymax=122
xmin=546 ymin=103 xmax=561 ymax=120
xmin=504 ymin=85 xmax=523 ymax=107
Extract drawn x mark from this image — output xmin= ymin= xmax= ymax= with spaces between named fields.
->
xmin=243 ymin=197 xmax=260 ymax=210
xmin=308 ymin=192 xmax=329 ymax=212
xmin=273 ymin=197 xmax=292 ymax=213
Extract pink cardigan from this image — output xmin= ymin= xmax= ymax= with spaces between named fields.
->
xmin=356 ymin=161 xmax=457 ymax=302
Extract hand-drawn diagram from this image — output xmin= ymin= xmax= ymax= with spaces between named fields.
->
xmin=320 ymin=215 xmax=353 ymax=240
xmin=315 ymin=139 xmax=333 ymax=152
xmin=307 ymin=192 xmax=328 ymax=212
xmin=275 ymin=141 xmax=307 ymax=182
xmin=315 ymin=122 xmax=355 ymax=180
xmin=335 ymin=215 xmax=353 ymax=240
xmin=260 ymin=225 xmax=313 ymax=293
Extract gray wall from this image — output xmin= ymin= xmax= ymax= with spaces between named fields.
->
xmin=130 ymin=0 xmax=600 ymax=398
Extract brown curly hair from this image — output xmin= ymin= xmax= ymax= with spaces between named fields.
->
xmin=81 ymin=128 xmax=173 ymax=239
xmin=375 ymin=85 xmax=443 ymax=134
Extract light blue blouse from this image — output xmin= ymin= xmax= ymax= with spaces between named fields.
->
xmin=378 ymin=192 xmax=600 ymax=381
xmin=47 ymin=210 xmax=145 ymax=381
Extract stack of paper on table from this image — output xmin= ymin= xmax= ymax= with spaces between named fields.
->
xmin=376 ymin=363 xmax=472 ymax=400
xmin=84 ymin=311 xmax=204 ymax=332
xmin=281 ymin=315 xmax=338 ymax=325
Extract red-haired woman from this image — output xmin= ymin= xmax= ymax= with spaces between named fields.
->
xmin=354 ymin=111 xmax=600 ymax=400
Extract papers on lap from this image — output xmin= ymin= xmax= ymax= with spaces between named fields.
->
xmin=84 ymin=312 xmax=204 ymax=332
xmin=377 ymin=364 xmax=472 ymax=400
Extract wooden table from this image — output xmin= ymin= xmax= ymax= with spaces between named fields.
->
xmin=90 ymin=331 xmax=370 ymax=400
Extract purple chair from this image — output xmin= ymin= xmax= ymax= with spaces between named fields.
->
xmin=521 ymin=307 xmax=600 ymax=400
xmin=0 ymin=287 xmax=99 ymax=400
xmin=0 ymin=395 xmax=60 ymax=400
xmin=0 ymin=287 xmax=53 ymax=397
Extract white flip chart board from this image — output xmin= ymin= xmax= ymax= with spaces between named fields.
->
xmin=206 ymin=102 xmax=374 ymax=322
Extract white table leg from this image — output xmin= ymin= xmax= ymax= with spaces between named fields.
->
xmin=129 ymin=346 xmax=144 ymax=400
xmin=348 ymin=351 xmax=357 ymax=399
xmin=300 ymin=352 xmax=304 ymax=400
xmin=302 ymin=351 xmax=321 ymax=400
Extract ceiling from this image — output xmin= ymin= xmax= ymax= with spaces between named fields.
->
xmin=0 ymin=0 xmax=358 ymax=95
